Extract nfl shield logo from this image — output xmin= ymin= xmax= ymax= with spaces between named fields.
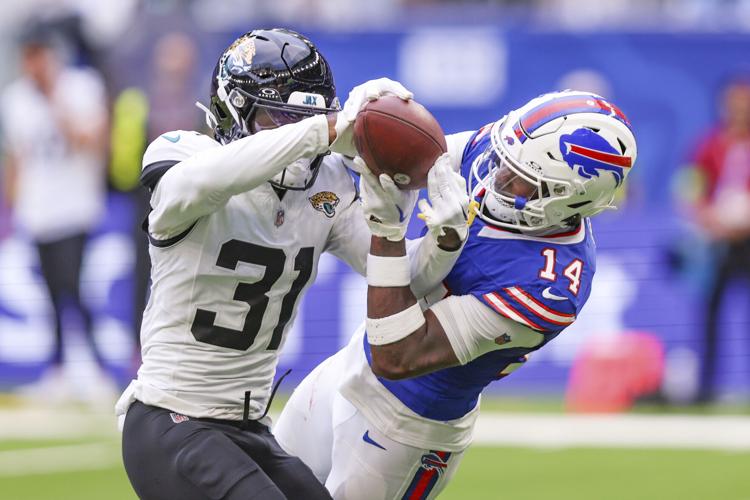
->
xmin=275 ymin=208 xmax=285 ymax=227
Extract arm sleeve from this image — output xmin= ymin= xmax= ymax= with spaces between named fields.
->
xmin=148 ymin=114 xmax=330 ymax=238
xmin=325 ymin=198 xmax=370 ymax=275
xmin=396 ymin=131 xmax=472 ymax=297
xmin=429 ymin=294 xmax=544 ymax=365
xmin=406 ymin=236 xmax=463 ymax=298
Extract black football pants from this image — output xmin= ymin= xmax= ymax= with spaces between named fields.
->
xmin=35 ymin=232 xmax=102 ymax=367
xmin=122 ymin=401 xmax=332 ymax=500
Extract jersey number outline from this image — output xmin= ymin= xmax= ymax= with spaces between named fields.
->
xmin=538 ymin=248 xmax=583 ymax=296
xmin=191 ymin=240 xmax=314 ymax=351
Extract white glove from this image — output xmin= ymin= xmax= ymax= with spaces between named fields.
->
xmin=357 ymin=157 xmax=419 ymax=242
xmin=330 ymin=78 xmax=413 ymax=158
xmin=418 ymin=153 xmax=471 ymax=243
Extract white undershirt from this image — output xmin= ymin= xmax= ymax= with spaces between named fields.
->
xmin=0 ymin=68 xmax=107 ymax=241
xmin=430 ymin=294 xmax=544 ymax=364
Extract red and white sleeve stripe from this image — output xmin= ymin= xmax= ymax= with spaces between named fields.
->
xmin=504 ymin=286 xmax=575 ymax=326
xmin=482 ymin=292 xmax=545 ymax=331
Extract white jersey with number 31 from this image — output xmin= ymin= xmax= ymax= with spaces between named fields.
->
xmin=123 ymin=129 xmax=365 ymax=421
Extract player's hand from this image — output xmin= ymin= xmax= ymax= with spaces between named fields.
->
xmin=418 ymin=153 xmax=471 ymax=248
xmin=330 ymin=78 xmax=413 ymax=157
xmin=357 ymin=157 xmax=418 ymax=242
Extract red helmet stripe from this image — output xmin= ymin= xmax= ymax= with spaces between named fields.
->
xmin=567 ymin=143 xmax=632 ymax=168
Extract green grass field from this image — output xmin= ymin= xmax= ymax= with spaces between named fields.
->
xmin=1 ymin=396 xmax=748 ymax=499
xmin=1 ymin=437 xmax=748 ymax=500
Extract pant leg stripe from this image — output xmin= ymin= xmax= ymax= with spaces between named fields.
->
xmin=401 ymin=451 xmax=452 ymax=500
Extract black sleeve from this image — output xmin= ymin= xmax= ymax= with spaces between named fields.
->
xmin=140 ymin=160 xmax=180 ymax=191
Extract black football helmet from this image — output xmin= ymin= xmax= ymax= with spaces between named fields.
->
xmin=200 ymin=28 xmax=338 ymax=190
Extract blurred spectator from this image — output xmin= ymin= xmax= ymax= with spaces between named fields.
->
xmin=686 ymin=76 xmax=750 ymax=403
xmin=0 ymin=24 xmax=110 ymax=396
xmin=109 ymin=32 xmax=201 ymax=359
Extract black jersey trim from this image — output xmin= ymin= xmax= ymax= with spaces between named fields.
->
xmin=140 ymin=160 xmax=179 ymax=190
xmin=143 ymin=218 xmax=198 ymax=248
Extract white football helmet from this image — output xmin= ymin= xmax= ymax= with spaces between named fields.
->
xmin=469 ymin=90 xmax=637 ymax=232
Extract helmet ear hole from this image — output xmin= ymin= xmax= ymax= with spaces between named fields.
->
xmin=617 ymin=137 xmax=628 ymax=154
xmin=567 ymin=200 xmax=591 ymax=209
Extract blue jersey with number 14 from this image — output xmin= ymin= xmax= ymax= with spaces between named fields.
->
xmin=365 ymin=127 xmax=597 ymax=421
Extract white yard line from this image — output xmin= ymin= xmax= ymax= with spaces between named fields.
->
xmin=473 ymin=413 xmax=750 ymax=451
xmin=2 ymin=406 xmax=750 ymax=458
xmin=0 ymin=407 xmax=115 ymax=440
xmin=0 ymin=443 xmax=120 ymax=476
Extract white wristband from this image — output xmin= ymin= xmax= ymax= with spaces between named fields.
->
xmin=366 ymin=303 xmax=425 ymax=345
xmin=366 ymin=254 xmax=411 ymax=287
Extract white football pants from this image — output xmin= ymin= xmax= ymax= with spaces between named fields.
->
xmin=274 ymin=347 xmax=464 ymax=500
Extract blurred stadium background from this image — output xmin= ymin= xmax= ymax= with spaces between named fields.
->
xmin=0 ymin=0 xmax=749 ymax=498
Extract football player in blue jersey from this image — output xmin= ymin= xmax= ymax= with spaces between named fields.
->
xmin=274 ymin=90 xmax=637 ymax=499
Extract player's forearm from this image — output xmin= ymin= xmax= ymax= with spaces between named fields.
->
xmin=183 ymin=114 xmax=330 ymax=196
xmin=150 ymin=115 xmax=331 ymax=235
xmin=367 ymin=236 xmax=459 ymax=379
xmin=368 ymin=236 xmax=423 ymax=377
xmin=368 ymin=236 xmax=415 ymax=309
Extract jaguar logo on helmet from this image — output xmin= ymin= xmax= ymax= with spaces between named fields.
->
xmin=559 ymin=128 xmax=632 ymax=186
xmin=226 ymin=37 xmax=256 ymax=75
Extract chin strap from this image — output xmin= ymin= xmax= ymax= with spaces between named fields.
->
xmin=195 ymin=101 xmax=219 ymax=130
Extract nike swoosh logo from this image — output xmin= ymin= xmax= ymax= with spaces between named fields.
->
xmin=162 ymin=133 xmax=181 ymax=143
xmin=542 ymin=287 xmax=568 ymax=301
xmin=396 ymin=205 xmax=405 ymax=223
xmin=362 ymin=430 xmax=386 ymax=450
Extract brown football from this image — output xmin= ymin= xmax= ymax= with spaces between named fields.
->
xmin=353 ymin=96 xmax=447 ymax=190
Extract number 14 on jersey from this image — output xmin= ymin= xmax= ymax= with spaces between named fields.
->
xmin=538 ymin=248 xmax=583 ymax=296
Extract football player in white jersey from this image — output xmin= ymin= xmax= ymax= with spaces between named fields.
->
xmin=115 ymin=29 xmax=469 ymax=500
xmin=275 ymin=91 xmax=638 ymax=499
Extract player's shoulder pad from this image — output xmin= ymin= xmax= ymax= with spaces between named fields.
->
xmin=141 ymin=131 xmax=219 ymax=190
xmin=479 ymin=283 xmax=578 ymax=334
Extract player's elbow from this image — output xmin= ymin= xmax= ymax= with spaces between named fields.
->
xmin=370 ymin=351 xmax=416 ymax=380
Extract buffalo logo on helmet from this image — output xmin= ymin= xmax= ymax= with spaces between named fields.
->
xmin=420 ymin=452 xmax=449 ymax=477
xmin=309 ymin=191 xmax=340 ymax=218
xmin=559 ymin=128 xmax=632 ymax=186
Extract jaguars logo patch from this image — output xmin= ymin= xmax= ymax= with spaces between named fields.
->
xmin=309 ymin=191 xmax=340 ymax=218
